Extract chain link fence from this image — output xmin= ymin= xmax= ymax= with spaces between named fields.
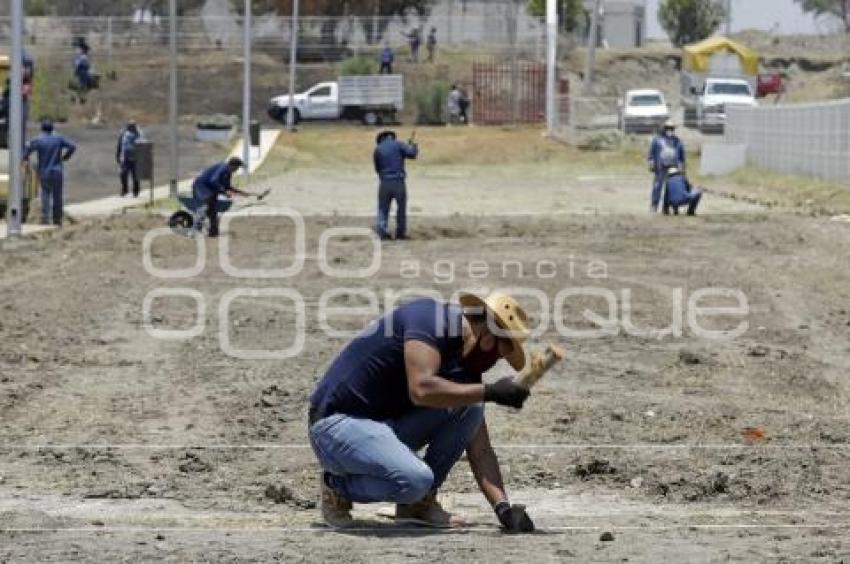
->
xmin=551 ymin=74 xmax=620 ymax=146
xmin=0 ymin=15 xmax=547 ymax=53
xmin=725 ymin=99 xmax=850 ymax=183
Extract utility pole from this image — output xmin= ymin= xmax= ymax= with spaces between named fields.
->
xmin=373 ymin=0 xmax=380 ymax=45
xmin=545 ymin=0 xmax=557 ymax=135
xmin=286 ymin=0 xmax=300 ymax=131
xmin=583 ymin=0 xmax=602 ymax=93
xmin=6 ymin=0 xmax=24 ymax=239
xmin=242 ymin=0 xmax=252 ymax=175
xmin=168 ymin=0 xmax=179 ymax=198
xmin=725 ymin=0 xmax=733 ymax=35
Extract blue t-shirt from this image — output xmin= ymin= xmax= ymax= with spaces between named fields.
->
xmin=374 ymin=139 xmax=418 ymax=181
xmin=193 ymin=162 xmax=233 ymax=201
xmin=665 ymin=174 xmax=692 ymax=207
xmin=310 ymin=298 xmax=478 ymax=420
xmin=25 ymin=133 xmax=76 ymax=179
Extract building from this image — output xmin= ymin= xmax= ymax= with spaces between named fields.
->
xmin=584 ymin=0 xmax=647 ymax=48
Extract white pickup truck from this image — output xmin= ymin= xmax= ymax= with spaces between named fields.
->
xmin=689 ymin=77 xmax=758 ymax=133
xmin=268 ymin=75 xmax=404 ymax=126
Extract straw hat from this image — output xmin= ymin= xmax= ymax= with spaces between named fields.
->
xmin=459 ymin=292 xmax=530 ymax=372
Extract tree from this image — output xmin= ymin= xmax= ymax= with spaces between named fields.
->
xmin=658 ymin=0 xmax=725 ymax=47
xmin=527 ymin=0 xmax=585 ymax=33
xmin=794 ymin=0 xmax=850 ymax=32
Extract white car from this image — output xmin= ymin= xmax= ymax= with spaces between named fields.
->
xmin=618 ymin=89 xmax=670 ymax=134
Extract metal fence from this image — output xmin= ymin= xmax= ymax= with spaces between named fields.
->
xmin=551 ymin=74 xmax=620 ymax=145
xmin=725 ymin=99 xmax=850 ymax=183
xmin=0 ymin=15 xmax=546 ymax=52
xmin=472 ymin=60 xmax=546 ymax=125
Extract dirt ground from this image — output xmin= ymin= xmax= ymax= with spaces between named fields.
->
xmin=2 ymin=126 xmax=850 ymax=562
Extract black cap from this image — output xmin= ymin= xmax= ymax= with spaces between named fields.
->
xmin=227 ymin=156 xmax=245 ymax=168
xmin=41 ymin=120 xmax=54 ymax=133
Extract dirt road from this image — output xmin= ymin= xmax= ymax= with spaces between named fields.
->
xmin=2 ymin=127 xmax=850 ymax=561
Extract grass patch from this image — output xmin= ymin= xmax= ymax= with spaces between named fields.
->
xmin=256 ymin=125 xmax=647 ymax=176
xmin=696 ymin=165 xmax=850 ymax=214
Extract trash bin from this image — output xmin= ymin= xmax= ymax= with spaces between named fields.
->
xmin=249 ymin=120 xmax=260 ymax=147
xmin=135 ymin=140 xmax=154 ymax=182
xmin=0 ymin=117 xmax=8 ymax=150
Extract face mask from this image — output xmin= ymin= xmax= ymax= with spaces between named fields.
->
xmin=664 ymin=129 xmax=674 ymax=137
xmin=461 ymin=333 xmax=502 ymax=375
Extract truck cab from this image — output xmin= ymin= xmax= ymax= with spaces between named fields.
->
xmin=268 ymin=82 xmax=340 ymax=123
xmin=696 ymin=78 xmax=757 ymax=133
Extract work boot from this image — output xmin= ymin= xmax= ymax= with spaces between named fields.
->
xmin=320 ymin=473 xmax=353 ymax=528
xmin=395 ymin=491 xmax=466 ymax=528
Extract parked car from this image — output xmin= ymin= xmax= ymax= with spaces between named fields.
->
xmin=693 ymin=78 xmax=758 ymax=134
xmin=618 ymin=89 xmax=670 ymax=134
xmin=268 ymin=75 xmax=404 ymax=126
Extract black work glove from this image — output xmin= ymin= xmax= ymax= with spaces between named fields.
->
xmin=495 ymin=501 xmax=535 ymax=533
xmin=483 ymin=377 xmax=530 ymax=409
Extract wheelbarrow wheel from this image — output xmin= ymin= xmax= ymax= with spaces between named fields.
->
xmin=168 ymin=210 xmax=194 ymax=233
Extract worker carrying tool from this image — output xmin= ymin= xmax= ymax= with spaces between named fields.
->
xmin=374 ymin=129 xmax=417 ymax=241
xmin=190 ymin=157 xmax=250 ymax=238
xmin=308 ymin=292 xmax=564 ymax=532
xmin=648 ymin=120 xmax=686 ymax=213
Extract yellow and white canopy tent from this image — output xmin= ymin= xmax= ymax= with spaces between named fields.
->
xmin=683 ymin=36 xmax=759 ymax=76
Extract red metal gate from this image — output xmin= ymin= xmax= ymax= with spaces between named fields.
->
xmin=472 ymin=60 xmax=546 ymax=125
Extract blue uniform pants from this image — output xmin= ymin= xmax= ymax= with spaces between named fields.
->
xmin=120 ymin=160 xmax=140 ymax=196
xmin=377 ymin=179 xmax=407 ymax=239
xmin=651 ymin=172 xmax=666 ymax=210
xmin=309 ymin=404 xmax=484 ymax=503
xmin=666 ymin=190 xmax=703 ymax=215
xmin=39 ymin=174 xmax=63 ymax=226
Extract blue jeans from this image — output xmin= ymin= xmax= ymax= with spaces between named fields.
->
xmin=309 ymin=404 xmax=484 ymax=504
xmin=376 ymin=179 xmax=407 ymax=239
xmin=40 ymin=174 xmax=63 ymax=225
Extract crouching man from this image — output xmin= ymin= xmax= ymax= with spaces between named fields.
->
xmin=308 ymin=292 xmax=536 ymax=532
xmin=663 ymin=167 xmax=702 ymax=216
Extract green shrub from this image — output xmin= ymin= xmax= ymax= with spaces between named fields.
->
xmin=30 ymin=66 xmax=70 ymax=123
xmin=338 ymin=56 xmax=375 ymax=76
xmin=414 ymin=80 xmax=449 ymax=125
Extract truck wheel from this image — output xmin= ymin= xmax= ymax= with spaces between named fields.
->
xmin=268 ymin=106 xmax=285 ymax=122
xmin=362 ymin=111 xmax=379 ymax=126
xmin=275 ymin=108 xmax=300 ymax=125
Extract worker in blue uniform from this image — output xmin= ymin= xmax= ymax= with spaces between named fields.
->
xmin=648 ymin=120 xmax=686 ymax=213
xmin=24 ymin=120 xmax=77 ymax=226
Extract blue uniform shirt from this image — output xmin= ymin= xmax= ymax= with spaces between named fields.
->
xmin=374 ymin=138 xmax=418 ymax=181
xmin=648 ymin=134 xmax=685 ymax=175
xmin=116 ymin=128 xmax=141 ymax=163
xmin=193 ymin=162 xmax=234 ymax=201
xmin=665 ymin=174 xmax=692 ymax=207
xmin=310 ymin=298 xmax=477 ymax=420
xmin=24 ymin=133 xmax=76 ymax=179
xmin=380 ymin=47 xmax=394 ymax=64
xmin=74 ymin=53 xmax=91 ymax=83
